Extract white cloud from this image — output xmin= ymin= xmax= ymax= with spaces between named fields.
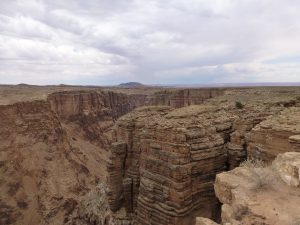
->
xmin=0 ymin=0 xmax=300 ymax=84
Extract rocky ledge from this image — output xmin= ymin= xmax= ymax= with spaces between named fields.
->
xmin=197 ymin=152 xmax=300 ymax=225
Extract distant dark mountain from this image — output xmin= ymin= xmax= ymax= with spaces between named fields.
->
xmin=118 ymin=82 xmax=145 ymax=87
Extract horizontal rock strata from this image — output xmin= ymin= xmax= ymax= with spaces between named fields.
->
xmin=0 ymin=101 xmax=96 ymax=225
xmin=145 ymin=88 xmax=224 ymax=108
xmin=48 ymin=90 xmax=146 ymax=120
xmin=107 ymin=105 xmax=237 ymax=224
xmin=247 ymin=107 xmax=300 ymax=161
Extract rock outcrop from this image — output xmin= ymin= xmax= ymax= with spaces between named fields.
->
xmin=208 ymin=152 xmax=300 ymax=225
xmin=247 ymin=107 xmax=300 ymax=161
xmin=107 ymin=105 xmax=237 ymax=224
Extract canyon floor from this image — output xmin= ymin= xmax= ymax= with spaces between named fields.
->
xmin=0 ymin=85 xmax=299 ymax=225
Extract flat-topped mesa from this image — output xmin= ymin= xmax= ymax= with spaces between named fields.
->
xmin=106 ymin=105 xmax=237 ymax=224
xmin=247 ymin=107 xmax=300 ymax=161
xmin=145 ymin=88 xmax=225 ymax=108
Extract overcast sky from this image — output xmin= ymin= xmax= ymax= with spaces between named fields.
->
xmin=0 ymin=0 xmax=300 ymax=85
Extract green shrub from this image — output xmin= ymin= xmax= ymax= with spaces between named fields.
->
xmin=235 ymin=101 xmax=244 ymax=109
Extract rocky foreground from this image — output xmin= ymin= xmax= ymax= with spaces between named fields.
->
xmin=197 ymin=152 xmax=300 ymax=225
xmin=0 ymin=86 xmax=300 ymax=225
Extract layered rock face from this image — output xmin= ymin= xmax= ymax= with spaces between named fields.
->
xmin=225 ymin=107 xmax=282 ymax=169
xmin=2 ymin=86 xmax=300 ymax=225
xmin=247 ymin=107 xmax=300 ymax=161
xmin=0 ymin=90 xmax=148 ymax=225
xmin=48 ymin=90 xmax=146 ymax=120
xmin=145 ymin=88 xmax=224 ymax=108
xmin=0 ymin=101 xmax=100 ymax=225
xmin=48 ymin=88 xmax=222 ymax=121
xmin=202 ymin=152 xmax=300 ymax=225
xmin=107 ymin=105 xmax=237 ymax=224
xmin=0 ymin=88 xmax=227 ymax=225
xmin=105 ymin=87 xmax=300 ymax=225
xmin=48 ymin=90 xmax=147 ymax=153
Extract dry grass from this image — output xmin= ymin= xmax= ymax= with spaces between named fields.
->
xmin=240 ymin=159 xmax=278 ymax=189
xmin=240 ymin=158 xmax=267 ymax=169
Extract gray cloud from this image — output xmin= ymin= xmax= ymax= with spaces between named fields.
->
xmin=0 ymin=0 xmax=300 ymax=85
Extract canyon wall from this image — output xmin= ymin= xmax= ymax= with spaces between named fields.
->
xmin=48 ymin=90 xmax=146 ymax=120
xmin=225 ymin=106 xmax=281 ymax=169
xmin=2 ymin=86 xmax=300 ymax=225
xmin=107 ymin=105 xmax=237 ymax=224
xmin=247 ymin=107 xmax=300 ymax=161
xmin=0 ymin=87 xmax=225 ymax=225
xmin=48 ymin=88 xmax=224 ymax=121
xmin=106 ymin=88 xmax=300 ymax=224
xmin=145 ymin=88 xmax=224 ymax=108
xmin=0 ymin=101 xmax=99 ymax=225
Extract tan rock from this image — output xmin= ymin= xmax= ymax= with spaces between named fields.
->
xmin=107 ymin=104 xmax=237 ymax=224
xmin=214 ymin=152 xmax=300 ymax=225
xmin=273 ymin=152 xmax=300 ymax=187
xmin=247 ymin=107 xmax=300 ymax=161
xmin=195 ymin=217 xmax=219 ymax=225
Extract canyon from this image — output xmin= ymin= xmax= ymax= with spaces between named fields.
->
xmin=0 ymin=85 xmax=300 ymax=225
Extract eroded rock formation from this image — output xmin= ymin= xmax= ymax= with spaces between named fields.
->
xmin=200 ymin=152 xmax=300 ymax=225
xmin=0 ymin=90 xmax=147 ymax=225
xmin=247 ymin=107 xmax=300 ymax=161
xmin=105 ymin=87 xmax=300 ymax=224
xmin=48 ymin=90 xmax=146 ymax=120
xmin=0 ymin=101 xmax=96 ymax=225
xmin=0 ymin=87 xmax=226 ymax=225
xmin=1 ymin=86 xmax=300 ymax=225
xmin=145 ymin=88 xmax=224 ymax=108
xmin=106 ymin=105 xmax=237 ymax=224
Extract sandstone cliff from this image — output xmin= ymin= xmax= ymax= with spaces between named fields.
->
xmin=105 ymin=87 xmax=300 ymax=225
xmin=0 ymin=90 xmax=148 ymax=225
xmin=145 ymin=88 xmax=224 ymax=108
xmin=247 ymin=107 xmax=300 ymax=161
xmin=0 ymin=101 xmax=99 ymax=225
xmin=48 ymin=90 xmax=146 ymax=120
xmin=106 ymin=105 xmax=237 ymax=224
xmin=0 ymin=87 xmax=226 ymax=225
xmin=1 ymin=86 xmax=300 ymax=225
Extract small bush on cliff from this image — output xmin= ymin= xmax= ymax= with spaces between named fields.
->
xmin=240 ymin=158 xmax=266 ymax=168
xmin=240 ymin=159 xmax=278 ymax=189
xmin=235 ymin=101 xmax=244 ymax=109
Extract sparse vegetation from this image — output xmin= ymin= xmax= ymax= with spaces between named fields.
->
xmin=240 ymin=158 xmax=278 ymax=189
xmin=235 ymin=101 xmax=244 ymax=109
xmin=240 ymin=158 xmax=266 ymax=168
